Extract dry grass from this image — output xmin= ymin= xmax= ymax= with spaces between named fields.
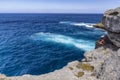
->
xmin=75 ymin=72 xmax=84 ymax=78
xmin=93 ymin=23 xmax=105 ymax=30
xmin=76 ymin=63 xmax=94 ymax=72
xmin=68 ymin=67 xmax=74 ymax=70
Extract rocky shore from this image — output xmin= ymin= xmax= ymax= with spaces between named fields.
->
xmin=0 ymin=7 xmax=120 ymax=80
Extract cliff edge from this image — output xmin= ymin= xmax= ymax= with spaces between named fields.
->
xmin=0 ymin=7 xmax=120 ymax=80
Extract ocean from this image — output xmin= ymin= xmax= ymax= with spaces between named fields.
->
xmin=0 ymin=14 xmax=105 ymax=76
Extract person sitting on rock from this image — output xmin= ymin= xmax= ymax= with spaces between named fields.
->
xmin=98 ymin=38 xmax=105 ymax=45
xmin=95 ymin=35 xmax=113 ymax=49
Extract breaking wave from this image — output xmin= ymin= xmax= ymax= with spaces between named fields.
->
xmin=31 ymin=32 xmax=95 ymax=51
xmin=59 ymin=21 xmax=96 ymax=28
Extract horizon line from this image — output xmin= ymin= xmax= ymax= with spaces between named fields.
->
xmin=0 ymin=12 xmax=103 ymax=14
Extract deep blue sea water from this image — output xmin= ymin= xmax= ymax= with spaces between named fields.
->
xmin=0 ymin=14 xmax=105 ymax=76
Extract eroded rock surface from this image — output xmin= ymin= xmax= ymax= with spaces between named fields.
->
xmin=102 ymin=7 xmax=120 ymax=47
xmin=102 ymin=7 xmax=120 ymax=33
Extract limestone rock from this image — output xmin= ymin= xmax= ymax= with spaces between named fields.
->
xmin=117 ymin=49 xmax=120 ymax=56
xmin=107 ymin=32 xmax=120 ymax=47
xmin=102 ymin=7 xmax=120 ymax=33
xmin=101 ymin=7 xmax=120 ymax=47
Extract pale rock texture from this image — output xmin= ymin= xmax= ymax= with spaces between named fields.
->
xmin=102 ymin=7 xmax=120 ymax=33
xmin=117 ymin=49 xmax=120 ymax=56
xmin=102 ymin=7 xmax=120 ymax=47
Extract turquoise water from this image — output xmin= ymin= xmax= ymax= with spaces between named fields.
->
xmin=0 ymin=14 xmax=105 ymax=76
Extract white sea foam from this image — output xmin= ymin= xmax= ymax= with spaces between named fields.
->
xmin=59 ymin=21 xmax=96 ymax=28
xmin=31 ymin=32 xmax=95 ymax=51
xmin=71 ymin=23 xmax=95 ymax=28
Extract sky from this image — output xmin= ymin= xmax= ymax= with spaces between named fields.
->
xmin=0 ymin=0 xmax=120 ymax=13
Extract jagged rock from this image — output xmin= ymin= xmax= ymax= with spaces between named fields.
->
xmin=107 ymin=32 xmax=120 ymax=47
xmin=102 ymin=7 xmax=120 ymax=33
xmin=101 ymin=7 xmax=120 ymax=47
xmin=88 ymin=47 xmax=120 ymax=80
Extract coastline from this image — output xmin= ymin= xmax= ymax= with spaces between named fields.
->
xmin=0 ymin=7 xmax=120 ymax=80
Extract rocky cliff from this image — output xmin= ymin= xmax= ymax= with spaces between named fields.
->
xmin=0 ymin=7 xmax=120 ymax=80
xmin=102 ymin=7 xmax=120 ymax=47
